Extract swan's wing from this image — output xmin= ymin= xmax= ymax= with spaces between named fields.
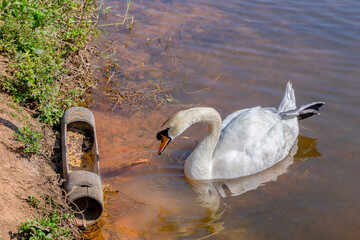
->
xmin=221 ymin=108 xmax=251 ymax=129
xmin=221 ymin=107 xmax=278 ymax=129
xmin=212 ymin=107 xmax=293 ymax=179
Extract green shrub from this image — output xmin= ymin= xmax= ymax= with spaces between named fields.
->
xmin=0 ymin=0 xmax=96 ymax=125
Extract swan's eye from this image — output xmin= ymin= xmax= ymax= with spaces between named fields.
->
xmin=156 ymin=128 xmax=170 ymax=141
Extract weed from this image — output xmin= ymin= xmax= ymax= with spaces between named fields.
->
xmin=20 ymin=195 xmax=77 ymax=240
xmin=14 ymin=123 xmax=42 ymax=155
xmin=0 ymin=0 xmax=98 ymax=126
xmin=27 ymin=195 xmax=41 ymax=209
xmin=10 ymin=111 xmax=17 ymax=118
xmin=7 ymin=102 xmax=22 ymax=111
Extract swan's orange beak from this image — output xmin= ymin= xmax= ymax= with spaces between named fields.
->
xmin=158 ymin=135 xmax=171 ymax=155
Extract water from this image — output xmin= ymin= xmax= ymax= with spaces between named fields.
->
xmin=89 ymin=0 xmax=360 ymax=239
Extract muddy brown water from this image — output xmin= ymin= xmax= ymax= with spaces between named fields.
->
xmin=88 ymin=0 xmax=360 ymax=239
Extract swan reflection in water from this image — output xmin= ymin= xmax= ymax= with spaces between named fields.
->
xmin=158 ymin=136 xmax=321 ymax=239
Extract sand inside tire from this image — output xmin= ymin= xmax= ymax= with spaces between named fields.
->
xmin=67 ymin=122 xmax=95 ymax=172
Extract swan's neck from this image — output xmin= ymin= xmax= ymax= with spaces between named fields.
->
xmin=183 ymin=108 xmax=222 ymax=179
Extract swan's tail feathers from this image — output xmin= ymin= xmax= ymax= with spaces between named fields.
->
xmin=278 ymin=82 xmax=296 ymax=113
xmin=280 ymin=102 xmax=325 ymax=120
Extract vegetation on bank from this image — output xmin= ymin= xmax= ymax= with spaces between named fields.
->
xmin=0 ymin=0 xmax=98 ymax=126
xmin=19 ymin=195 xmax=79 ymax=240
xmin=14 ymin=123 xmax=43 ymax=154
xmin=0 ymin=0 xmax=99 ymax=239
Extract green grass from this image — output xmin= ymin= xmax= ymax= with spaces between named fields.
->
xmin=0 ymin=0 xmax=97 ymax=126
xmin=14 ymin=123 xmax=42 ymax=155
xmin=7 ymin=102 xmax=22 ymax=112
xmin=20 ymin=195 xmax=76 ymax=240
xmin=10 ymin=111 xmax=17 ymax=118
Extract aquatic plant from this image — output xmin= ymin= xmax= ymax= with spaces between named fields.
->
xmin=99 ymin=0 xmax=136 ymax=31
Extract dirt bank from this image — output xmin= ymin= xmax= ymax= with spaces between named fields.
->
xmin=0 ymin=94 xmax=53 ymax=238
xmin=0 ymin=56 xmax=72 ymax=239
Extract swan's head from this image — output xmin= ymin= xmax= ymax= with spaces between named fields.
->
xmin=156 ymin=127 xmax=172 ymax=155
xmin=156 ymin=108 xmax=201 ymax=155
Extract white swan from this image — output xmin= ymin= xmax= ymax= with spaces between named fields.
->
xmin=156 ymin=82 xmax=324 ymax=180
